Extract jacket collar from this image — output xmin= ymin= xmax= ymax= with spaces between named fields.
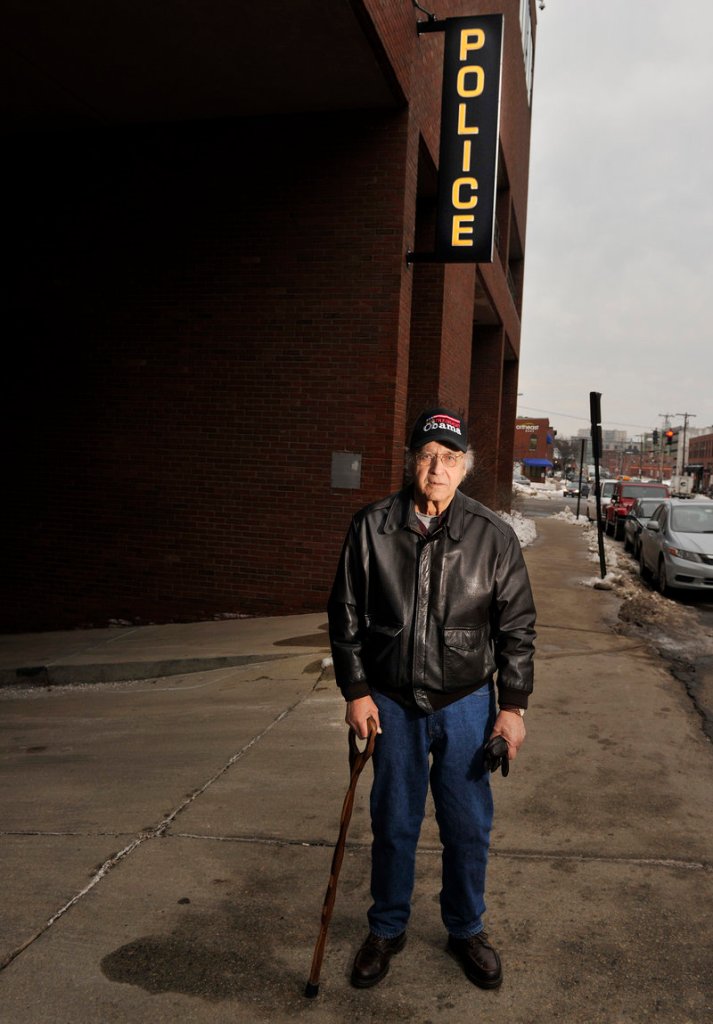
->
xmin=383 ymin=486 xmax=465 ymax=541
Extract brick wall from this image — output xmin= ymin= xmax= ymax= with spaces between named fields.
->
xmin=4 ymin=112 xmax=414 ymax=628
xmin=3 ymin=0 xmax=534 ymax=630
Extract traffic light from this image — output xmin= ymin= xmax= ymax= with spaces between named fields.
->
xmin=652 ymin=429 xmax=659 ymax=446
xmin=665 ymin=429 xmax=675 ymax=446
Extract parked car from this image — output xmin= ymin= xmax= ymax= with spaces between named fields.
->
xmin=639 ymin=499 xmax=713 ymax=595
xmin=513 ymin=473 xmax=535 ymax=494
xmin=584 ymin=479 xmax=616 ymax=522
xmin=605 ymin=481 xmax=669 ymax=540
xmin=623 ymin=497 xmax=663 ymax=557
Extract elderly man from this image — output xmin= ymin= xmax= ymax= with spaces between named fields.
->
xmin=328 ymin=407 xmax=536 ymax=991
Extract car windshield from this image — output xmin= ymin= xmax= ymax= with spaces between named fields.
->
xmin=622 ymin=485 xmax=667 ymax=498
xmin=670 ymin=506 xmax=713 ymax=534
xmin=636 ymin=499 xmax=661 ymax=517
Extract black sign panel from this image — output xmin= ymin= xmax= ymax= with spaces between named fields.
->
xmin=435 ymin=15 xmax=504 ymax=262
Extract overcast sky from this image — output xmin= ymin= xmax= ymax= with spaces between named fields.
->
xmin=519 ymin=0 xmax=713 ymax=441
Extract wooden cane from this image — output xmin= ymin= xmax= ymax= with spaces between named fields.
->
xmin=304 ymin=716 xmax=378 ymax=997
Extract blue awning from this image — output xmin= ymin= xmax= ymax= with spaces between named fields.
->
xmin=523 ymin=457 xmax=553 ymax=467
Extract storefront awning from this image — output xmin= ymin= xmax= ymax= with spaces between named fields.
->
xmin=523 ymin=458 xmax=553 ymax=467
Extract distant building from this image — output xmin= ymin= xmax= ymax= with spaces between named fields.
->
xmin=688 ymin=432 xmax=713 ymax=492
xmin=660 ymin=424 xmax=713 ymax=474
xmin=514 ymin=418 xmax=554 ymax=480
xmin=577 ymin=427 xmax=628 ymax=449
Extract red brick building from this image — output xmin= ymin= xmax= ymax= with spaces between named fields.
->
xmin=3 ymin=1 xmax=538 ymax=630
xmin=689 ymin=434 xmax=713 ymax=493
xmin=513 ymin=418 xmax=554 ymax=481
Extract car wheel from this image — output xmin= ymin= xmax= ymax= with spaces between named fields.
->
xmin=639 ymin=547 xmax=652 ymax=583
xmin=605 ymin=519 xmax=614 ymax=536
xmin=658 ymin=559 xmax=671 ymax=597
xmin=614 ymin=519 xmax=625 ymax=541
xmin=623 ymin=532 xmax=632 ymax=552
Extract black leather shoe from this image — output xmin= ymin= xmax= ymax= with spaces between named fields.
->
xmin=350 ymin=931 xmax=407 ymax=988
xmin=448 ymin=931 xmax=503 ymax=989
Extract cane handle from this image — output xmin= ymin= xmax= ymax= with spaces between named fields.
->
xmin=348 ymin=715 xmax=378 ymax=774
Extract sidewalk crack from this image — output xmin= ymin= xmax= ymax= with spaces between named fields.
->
xmin=0 ymin=681 xmax=320 ymax=973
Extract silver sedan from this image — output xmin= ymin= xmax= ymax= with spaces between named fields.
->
xmin=639 ymin=499 xmax=713 ymax=595
xmin=624 ymin=497 xmax=663 ymax=558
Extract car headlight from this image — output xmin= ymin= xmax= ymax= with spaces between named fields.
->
xmin=665 ymin=547 xmax=703 ymax=563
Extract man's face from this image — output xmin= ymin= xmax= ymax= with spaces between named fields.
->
xmin=412 ymin=442 xmax=467 ymax=510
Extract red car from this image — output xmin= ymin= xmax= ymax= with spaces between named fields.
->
xmin=605 ymin=481 xmax=669 ymax=541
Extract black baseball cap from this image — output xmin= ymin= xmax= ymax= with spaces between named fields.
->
xmin=409 ymin=408 xmax=468 ymax=452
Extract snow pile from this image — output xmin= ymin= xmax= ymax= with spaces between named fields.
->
xmin=549 ymin=513 xmax=711 ymax=665
xmin=497 ymin=509 xmax=537 ymax=548
xmin=551 ymin=507 xmax=589 ymax=525
xmin=551 ymin=510 xmax=633 ymax=589
xmin=527 ymin=485 xmax=564 ymax=501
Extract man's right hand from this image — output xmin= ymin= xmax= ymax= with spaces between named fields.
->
xmin=346 ymin=695 xmax=382 ymax=738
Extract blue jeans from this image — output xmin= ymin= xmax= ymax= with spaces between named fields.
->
xmin=367 ymin=686 xmax=496 ymax=940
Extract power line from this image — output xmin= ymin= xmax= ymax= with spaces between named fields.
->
xmin=517 ymin=405 xmax=655 ymax=431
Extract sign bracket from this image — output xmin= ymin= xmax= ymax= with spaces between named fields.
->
xmin=406 ymin=251 xmax=438 ymax=265
xmin=416 ymin=20 xmax=445 ymax=34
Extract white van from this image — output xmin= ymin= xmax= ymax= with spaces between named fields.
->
xmin=585 ymin=479 xmax=615 ymax=521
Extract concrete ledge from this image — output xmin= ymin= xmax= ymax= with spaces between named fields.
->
xmin=0 ymin=653 xmax=296 ymax=688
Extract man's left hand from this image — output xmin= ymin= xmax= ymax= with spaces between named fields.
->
xmin=490 ymin=710 xmax=526 ymax=762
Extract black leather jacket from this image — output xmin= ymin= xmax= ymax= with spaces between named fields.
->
xmin=328 ymin=487 xmax=536 ymax=710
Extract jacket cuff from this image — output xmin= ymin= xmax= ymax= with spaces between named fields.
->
xmin=497 ymin=688 xmax=528 ymax=711
xmin=340 ymin=681 xmax=372 ymax=702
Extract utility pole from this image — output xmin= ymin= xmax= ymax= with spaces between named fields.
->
xmin=658 ymin=413 xmax=674 ymax=482
xmin=674 ymin=412 xmax=696 ymax=475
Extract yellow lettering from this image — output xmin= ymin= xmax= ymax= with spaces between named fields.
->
xmin=452 ymin=177 xmax=479 ymax=210
xmin=452 ymin=215 xmax=475 ymax=246
xmin=457 ymin=66 xmax=485 ymax=98
xmin=457 ymin=103 xmax=479 ymax=136
xmin=462 ymin=140 xmax=472 ymax=172
xmin=459 ymin=28 xmax=485 ymax=59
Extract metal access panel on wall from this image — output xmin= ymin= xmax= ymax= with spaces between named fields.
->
xmin=331 ymin=452 xmax=362 ymax=489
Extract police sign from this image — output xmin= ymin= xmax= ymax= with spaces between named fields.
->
xmin=410 ymin=15 xmax=504 ymax=264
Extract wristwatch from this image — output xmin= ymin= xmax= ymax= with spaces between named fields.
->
xmin=501 ymin=706 xmax=525 ymax=717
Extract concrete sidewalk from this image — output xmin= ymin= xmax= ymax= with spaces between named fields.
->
xmin=1 ymin=518 xmax=712 ymax=1024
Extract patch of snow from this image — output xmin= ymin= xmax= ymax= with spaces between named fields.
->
xmin=551 ymin=507 xmax=589 ymax=525
xmin=524 ymin=483 xmax=570 ymax=500
xmin=584 ymin=571 xmax=623 ymax=590
xmin=497 ymin=509 xmax=537 ymax=548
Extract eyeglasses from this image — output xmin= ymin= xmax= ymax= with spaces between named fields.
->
xmin=414 ymin=450 xmax=464 ymax=469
